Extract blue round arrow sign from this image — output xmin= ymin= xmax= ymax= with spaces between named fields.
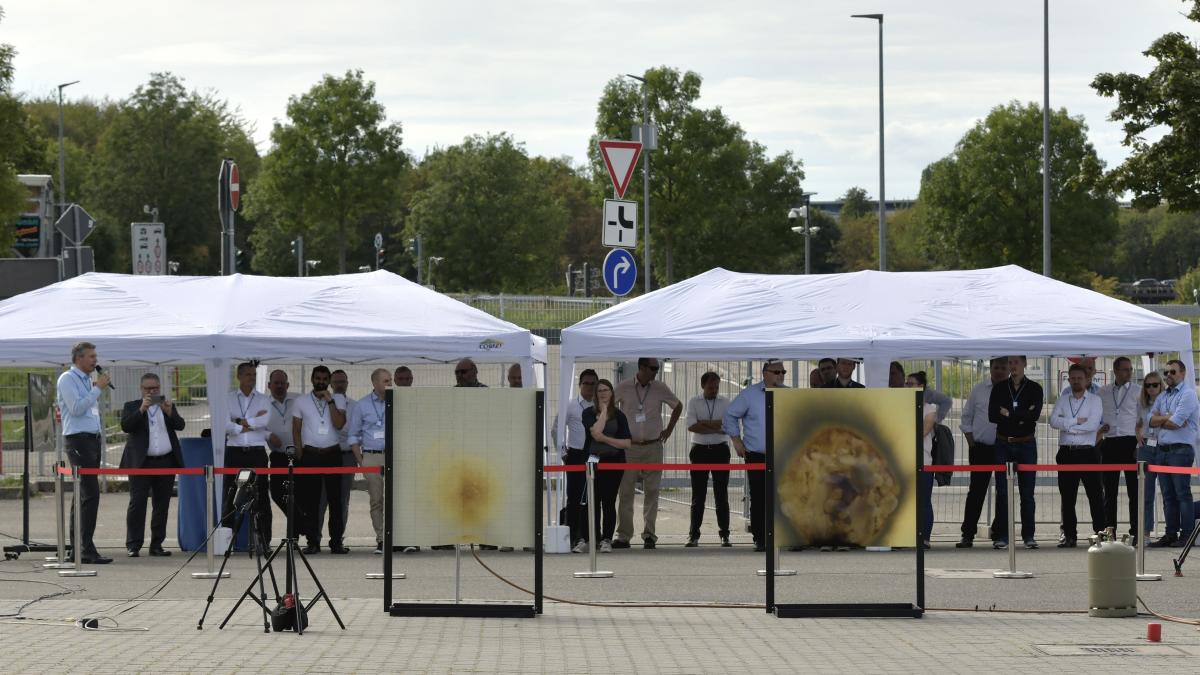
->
xmin=602 ymin=248 xmax=638 ymax=296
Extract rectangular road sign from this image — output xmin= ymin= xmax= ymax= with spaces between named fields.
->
xmin=130 ymin=222 xmax=167 ymax=275
xmin=602 ymin=199 xmax=638 ymax=248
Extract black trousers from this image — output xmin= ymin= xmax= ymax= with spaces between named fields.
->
xmin=591 ymin=457 xmax=624 ymax=543
xmin=745 ymin=451 xmax=766 ymax=546
xmin=126 ymin=454 xmax=177 ymax=551
xmin=300 ymin=446 xmax=344 ymax=545
xmin=222 ymin=445 xmax=272 ymax=544
xmin=315 ymin=451 xmax=355 ymax=541
xmin=960 ymin=442 xmax=1000 ymax=539
xmin=1099 ymin=436 xmax=1139 ymax=536
xmin=689 ymin=443 xmax=731 ymax=538
xmin=563 ymin=448 xmax=588 ymax=543
xmin=65 ymin=433 xmax=102 ymax=555
xmin=1057 ymin=445 xmax=1106 ymax=538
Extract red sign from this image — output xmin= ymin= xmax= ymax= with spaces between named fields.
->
xmin=598 ymin=140 xmax=642 ymax=199
xmin=228 ymin=163 xmax=241 ymax=212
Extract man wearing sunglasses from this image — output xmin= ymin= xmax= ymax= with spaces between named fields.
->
xmin=724 ymin=360 xmax=789 ymax=552
xmin=1147 ymin=360 xmax=1197 ymax=548
xmin=613 ymin=357 xmax=682 ymax=549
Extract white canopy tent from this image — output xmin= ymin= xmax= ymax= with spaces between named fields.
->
xmin=0 ymin=270 xmax=546 ymax=467
xmin=556 ymin=265 xmax=1194 ymax=444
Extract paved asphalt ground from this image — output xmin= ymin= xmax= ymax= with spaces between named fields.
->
xmin=3 ymin=489 xmax=1200 ymax=673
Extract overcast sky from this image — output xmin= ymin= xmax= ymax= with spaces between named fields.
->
xmin=7 ymin=1 xmax=1196 ymax=200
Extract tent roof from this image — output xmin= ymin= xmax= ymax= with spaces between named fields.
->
xmin=561 ymin=266 xmax=1191 ymax=360
xmin=0 ymin=271 xmax=544 ymax=366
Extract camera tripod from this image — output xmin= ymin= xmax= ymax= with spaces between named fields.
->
xmin=1172 ymin=520 xmax=1200 ymax=576
xmin=196 ymin=476 xmax=276 ymax=632
xmin=199 ymin=454 xmax=343 ymax=634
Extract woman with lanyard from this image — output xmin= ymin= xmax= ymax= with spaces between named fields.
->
xmin=582 ymin=379 xmax=632 ymax=553
xmin=1135 ymin=370 xmax=1164 ymax=542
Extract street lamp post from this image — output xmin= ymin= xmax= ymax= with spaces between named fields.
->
xmin=789 ymin=192 xmax=819 ymax=274
xmin=1042 ymin=0 xmax=1051 ymax=277
xmin=56 ymin=80 xmax=80 ymax=214
xmin=624 ymin=73 xmax=652 ymax=293
xmin=851 ymin=13 xmax=885 ymax=271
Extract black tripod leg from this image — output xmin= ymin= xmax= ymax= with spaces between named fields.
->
xmin=219 ymin=539 xmax=286 ymax=629
xmin=1172 ymin=522 xmax=1200 ymax=575
xmin=252 ymin=512 xmax=271 ymax=633
xmin=294 ymin=547 xmax=346 ymax=629
xmin=197 ymin=510 xmax=247 ymax=630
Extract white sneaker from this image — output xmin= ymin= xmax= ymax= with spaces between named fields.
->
xmin=600 ymin=540 xmax=613 ymax=553
xmin=571 ymin=539 xmax=588 ymax=554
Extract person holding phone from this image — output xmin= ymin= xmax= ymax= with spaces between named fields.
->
xmin=582 ymin=379 xmax=631 ymax=553
xmin=119 ymin=373 xmax=185 ymax=557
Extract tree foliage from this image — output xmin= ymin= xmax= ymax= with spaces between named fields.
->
xmin=1092 ymin=1 xmax=1200 ymax=211
xmin=405 ymin=133 xmax=568 ymax=292
xmin=917 ymin=101 xmax=1117 ymax=283
xmin=593 ymin=67 xmax=806 ymax=287
xmin=0 ymin=6 xmax=30 ymax=248
xmin=1098 ymin=205 xmax=1200 ymax=282
xmin=246 ymin=70 xmax=407 ymax=274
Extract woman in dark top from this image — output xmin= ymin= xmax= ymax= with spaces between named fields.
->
xmin=582 ymin=378 xmax=631 ymax=553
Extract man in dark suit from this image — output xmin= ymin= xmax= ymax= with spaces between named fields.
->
xmin=120 ymin=373 xmax=185 ymax=557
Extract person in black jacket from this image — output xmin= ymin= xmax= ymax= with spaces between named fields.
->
xmin=119 ymin=373 xmax=186 ymax=557
xmin=582 ymin=379 xmax=631 ymax=553
xmin=987 ymin=355 xmax=1044 ymax=550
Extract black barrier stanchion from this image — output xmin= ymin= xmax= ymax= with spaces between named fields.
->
xmin=993 ymin=462 xmax=1033 ymax=579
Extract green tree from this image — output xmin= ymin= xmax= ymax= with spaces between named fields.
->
xmin=1092 ymin=1 xmax=1200 ymax=211
xmin=405 ymin=133 xmax=567 ymax=292
xmin=246 ymin=70 xmax=407 ymax=274
xmin=87 ymin=73 xmax=258 ymax=274
xmin=0 ymin=6 xmax=31 ymax=247
xmin=839 ymin=186 xmax=871 ymax=220
xmin=917 ymin=101 xmax=1117 ymax=283
xmin=593 ymin=67 xmax=806 ymax=286
xmin=1102 ymin=205 xmax=1200 ymax=282
xmin=830 ymin=204 xmax=926 ymax=272
xmin=540 ymin=156 xmax=604 ymax=289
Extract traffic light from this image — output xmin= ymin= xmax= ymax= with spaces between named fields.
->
xmin=376 ymin=246 xmax=385 ymax=270
xmin=235 ymin=248 xmax=244 ymax=272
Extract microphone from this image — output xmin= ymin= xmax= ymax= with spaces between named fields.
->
xmin=94 ymin=365 xmax=116 ymax=390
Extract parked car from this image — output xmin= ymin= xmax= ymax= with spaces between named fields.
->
xmin=1131 ymin=278 xmax=1160 ymax=287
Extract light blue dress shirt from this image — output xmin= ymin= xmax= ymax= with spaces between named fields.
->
xmin=1152 ymin=385 xmax=1199 ymax=448
xmin=56 ymin=366 xmax=102 ymax=435
xmin=347 ymin=391 xmax=388 ymax=452
xmin=723 ymin=381 xmax=773 ymax=453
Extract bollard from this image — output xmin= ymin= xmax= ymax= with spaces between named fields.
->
xmin=993 ymin=461 xmax=1032 ymax=579
xmin=573 ymin=460 xmax=613 ymax=578
xmin=43 ymin=462 xmax=73 ymax=569
xmin=59 ymin=466 xmax=96 ymax=578
xmin=1135 ymin=461 xmax=1161 ymax=581
xmin=192 ymin=465 xmax=229 ymax=579
xmin=756 ymin=547 xmax=797 ymax=577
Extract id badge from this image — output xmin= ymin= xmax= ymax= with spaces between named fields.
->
xmin=318 ymin=422 xmax=330 ymax=436
xmin=1146 ymin=438 xmax=1158 ymax=447
xmin=634 ymin=413 xmax=647 ymax=424
xmin=372 ymin=430 xmax=385 ymax=440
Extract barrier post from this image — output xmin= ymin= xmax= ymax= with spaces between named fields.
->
xmin=993 ymin=462 xmax=1032 ymax=579
xmin=573 ymin=461 xmax=612 ymax=578
xmin=1135 ymin=460 xmax=1161 ymax=581
xmin=43 ymin=461 xmax=73 ymax=568
xmin=58 ymin=466 xmax=96 ymax=577
xmin=756 ymin=547 xmax=797 ymax=577
xmin=192 ymin=465 xmax=229 ymax=580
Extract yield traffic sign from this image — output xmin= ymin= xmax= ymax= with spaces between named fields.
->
xmin=598 ymin=139 xmax=642 ymax=199
xmin=602 ymin=248 xmax=637 ymax=296
xmin=602 ymin=199 xmax=637 ymax=248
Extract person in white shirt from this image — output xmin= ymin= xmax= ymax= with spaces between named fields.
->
xmin=315 ymin=369 xmax=356 ymax=548
xmin=223 ymin=361 xmax=273 ymax=548
xmin=956 ymin=358 xmax=1008 ymax=548
xmin=551 ymin=369 xmax=597 ymax=553
xmin=119 ymin=373 xmax=185 ymax=557
xmin=265 ymin=369 xmax=298 ymax=517
xmin=684 ymin=371 xmax=732 ymax=548
xmin=1097 ymin=357 xmax=1140 ymax=539
xmin=1049 ymin=363 xmax=1106 ymax=547
xmin=292 ymin=365 xmax=348 ymax=554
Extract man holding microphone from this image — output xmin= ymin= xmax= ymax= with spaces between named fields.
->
xmin=56 ymin=341 xmax=112 ymax=564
